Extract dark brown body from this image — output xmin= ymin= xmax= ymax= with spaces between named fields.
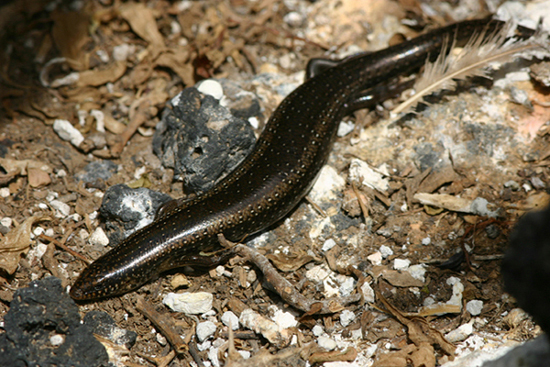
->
xmin=71 ymin=18 xmax=502 ymax=301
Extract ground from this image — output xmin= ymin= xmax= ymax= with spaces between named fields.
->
xmin=0 ymin=0 xmax=549 ymax=366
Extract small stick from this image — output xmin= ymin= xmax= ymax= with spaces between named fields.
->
xmin=38 ymin=234 xmax=91 ymax=264
xmin=218 ymin=234 xmax=360 ymax=314
xmin=135 ymin=296 xmax=189 ymax=354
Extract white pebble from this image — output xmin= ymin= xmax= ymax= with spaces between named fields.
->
xmin=305 ymin=265 xmax=329 ymax=282
xmin=163 ymin=292 xmax=213 ymax=314
xmin=283 ymin=11 xmax=304 ymax=28
xmin=379 ymin=245 xmax=393 ymax=258
xmin=339 ymin=310 xmax=356 ymax=327
xmin=349 ymin=158 xmax=389 ymax=192
xmin=46 ymin=192 xmax=58 ymax=202
xmin=238 ymin=350 xmax=251 ymax=359
xmin=50 ymin=334 xmax=65 ymax=346
xmin=351 ymin=328 xmax=363 ymax=340
xmin=197 ymin=79 xmax=224 ymax=100
xmin=361 ymin=281 xmax=375 ymax=303
xmin=312 ymin=325 xmax=324 ymax=337
xmin=156 ymin=333 xmax=167 ymax=346
xmin=318 ymin=335 xmax=337 ymax=351
xmin=408 ymin=264 xmax=426 ymax=282
xmin=466 ymin=300 xmax=484 ymax=316
xmin=367 ymin=251 xmax=382 ymax=265
xmin=421 ymin=237 xmax=431 ymax=245
xmin=423 ymin=296 xmax=436 ymax=307
xmin=89 ymin=227 xmax=109 ymax=246
xmin=447 ymin=277 xmax=464 ymax=307
xmin=50 ymin=200 xmax=71 ymax=218
xmin=0 ymin=187 xmax=10 ymax=198
xmin=196 ymin=321 xmax=217 ymax=342
xmin=337 ymin=120 xmax=355 ymax=137
xmin=248 ymin=116 xmax=259 ymax=129
xmin=0 ymin=217 xmax=12 ymax=228
xmin=113 ymin=43 xmax=134 ymax=61
xmin=27 ymin=243 xmax=48 ymax=264
xmin=239 ymin=309 xmax=291 ymax=345
xmin=90 ymin=109 xmax=105 ymax=133
xmin=322 ymin=238 xmax=336 ymax=252
xmin=197 ymin=339 xmax=211 ymax=352
xmin=309 ymin=166 xmax=346 ymax=203
xmin=207 ymin=344 xmax=221 ymax=367
xmin=271 ymin=307 xmax=298 ymax=329
xmin=393 ymin=258 xmax=410 ymax=271
xmin=339 ymin=276 xmax=356 ymax=297
xmin=53 ymin=119 xmax=84 ymax=147
xmin=445 ymin=322 xmax=474 ymax=343
xmin=221 ymin=311 xmax=239 ymax=330
xmin=215 ymin=265 xmax=225 ymax=277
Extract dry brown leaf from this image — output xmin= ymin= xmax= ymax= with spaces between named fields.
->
xmin=266 ymin=249 xmax=314 ymax=272
xmin=103 ymin=113 xmax=127 ymax=134
xmin=0 ymin=157 xmax=53 ymax=177
xmin=27 ymin=167 xmax=51 ymax=188
xmin=414 ymin=192 xmax=498 ymax=217
xmin=155 ymin=51 xmax=195 ymax=86
xmin=415 ymin=303 xmax=461 ymax=317
xmin=119 ymin=2 xmax=164 ymax=57
xmin=375 ymin=350 xmax=409 ymax=367
xmin=417 ymin=165 xmax=459 ymax=194
xmin=76 ymin=60 xmax=127 ymax=87
xmin=51 ymin=9 xmax=91 ymax=70
xmin=409 ymin=343 xmax=435 ymax=367
xmin=510 ymin=191 xmax=550 ymax=211
xmin=372 ymin=266 xmax=425 ymax=287
xmin=308 ymin=347 xmax=357 ymax=364
xmin=61 ymin=86 xmax=104 ymax=103
xmin=378 ymin=291 xmax=456 ymax=356
xmin=0 ymin=215 xmax=51 ymax=274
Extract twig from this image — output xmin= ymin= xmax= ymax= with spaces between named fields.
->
xmin=218 ymin=234 xmax=360 ymax=314
xmin=135 ymin=296 xmax=189 ymax=354
xmin=38 ymin=234 xmax=91 ymax=264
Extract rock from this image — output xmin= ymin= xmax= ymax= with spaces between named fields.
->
xmin=0 ymin=277 xmax=108 ymax=367
xmin=75 ymin=160 xmax=118 ymax=183
xmin=393 ymin=258 xmax=411 ymax=270
xmin=163 ymin=292 xmax=213 ymax=314
xmin=99 ymin=184 xmax=172 ymax=242
xmin=53 ymin=119 xmax=84 ymax=147
xmin=153 ymin=85 xmax=256 ymax=193
xmin=481 ymin=335 xmax=550 ymax=367
xmin=221 ymin=311 xmax=239 ymax=330
xmin=318 ymin=335 xmax=337 ymax=351
xmin=445 ymin=322 xmax=474 ymax=343
xmin=196 ymin=321 xmax=217 ymax=342
xmin=83 ymin=311 xmax=137 ymax=349
xmin=502 ymin=204 xmax=550 ymax=334
xmin=339 ymin=309 xmax=356 ymax=327
xmin=466 ymin=300 xmax=484 ymax=316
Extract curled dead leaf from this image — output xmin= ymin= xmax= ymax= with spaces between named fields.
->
xmin=0 ymin=158 xmax=53 ymax=186
xmin=308 ymin=347 xmax=357 ymax=364
xmin=76 ymin=60 xmax=127 ymax=87
xmin=266 ymin=249 xmax=314 ymax=272
xmin=118 ymin=2 xmax=164 ymax=57
xmin=0 ymin=215 xmax=51 ymax=274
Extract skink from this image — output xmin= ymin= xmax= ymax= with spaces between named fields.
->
xmin=71 ymin=18 xmax=505 ymax=301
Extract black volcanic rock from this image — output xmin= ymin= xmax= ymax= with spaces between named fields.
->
xmin=502 ymin=204 xmax=550 ymax=334
xmin=0 ymin=277 xmax=109 ymax=367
